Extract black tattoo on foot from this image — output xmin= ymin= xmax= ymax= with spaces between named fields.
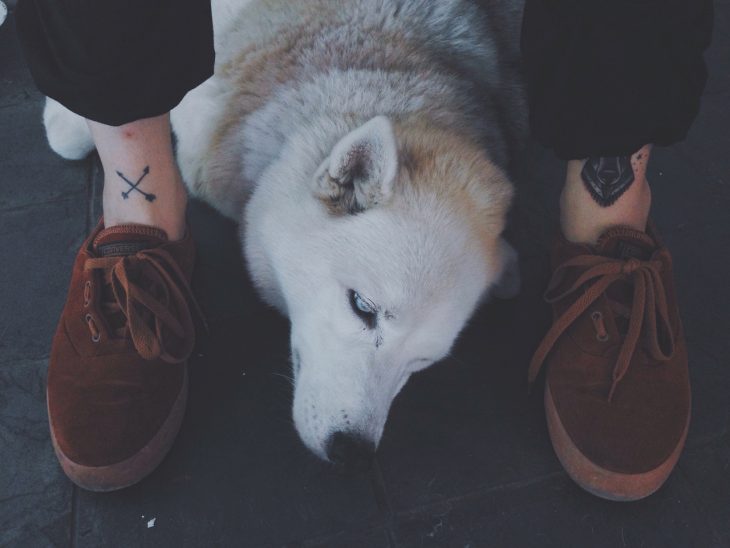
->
xmin=117 ymin=166 xmax=156 ymax=202
xmin=581 ymin=156 xmax=635 ymax=207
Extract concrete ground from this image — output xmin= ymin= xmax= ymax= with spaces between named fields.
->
xmin=1 ymin=3 xmax=729 ymax=547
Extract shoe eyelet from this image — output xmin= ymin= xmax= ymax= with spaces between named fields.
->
xmin=83 ymin=281 xmax=92 ymax=307
xmin=85 ymin=313 xmax=101 ymax=343
xmin=590 ymin=311 xmax=610 ymax=342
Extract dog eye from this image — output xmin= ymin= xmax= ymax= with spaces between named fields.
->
xmin=348 ymin=289 xmax=377 ymax=328
xmin=352 ymin=291 xmax=374 ymax=313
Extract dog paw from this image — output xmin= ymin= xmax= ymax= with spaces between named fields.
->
xmin=43 ymin=97 xmax=94 ymax=160
xmin=492 ymin=239 xmax=521 ymax=299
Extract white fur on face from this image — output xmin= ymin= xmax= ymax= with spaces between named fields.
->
xmin=245 ymin=138 xmax=502 ymax=457
xmin=293 ymin=207 xmax=495 ymax=458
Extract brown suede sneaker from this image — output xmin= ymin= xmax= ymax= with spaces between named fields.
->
xmin=47 ymin=220 xmax=203 ymax=492
xmin=528 ymin=223 xmax=689 ymax=501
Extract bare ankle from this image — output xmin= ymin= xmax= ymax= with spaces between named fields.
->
xmin=560 ymin=145 xmax=652 ymax=245
xmin=103 ymin=167 xmax=188 ymax=240
xmin=89 ymin=114 xmax=189 ymax=241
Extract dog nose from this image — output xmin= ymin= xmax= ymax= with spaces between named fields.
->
xmin=325 ymin=431 xmax=376 ymax=471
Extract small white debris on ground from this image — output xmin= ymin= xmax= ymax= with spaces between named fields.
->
xmin=0 ymin=2 xmax=7 ymax=27
xmin=147 ymin=518 xmax=156 ymax=528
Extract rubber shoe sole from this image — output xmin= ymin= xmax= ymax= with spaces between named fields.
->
xmin=545 ymin=384 xmax=689 ymax=501
xmin=48 ymin=368 xmax=188 ymax=492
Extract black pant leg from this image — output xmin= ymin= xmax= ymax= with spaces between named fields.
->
xmin=521 ymin=0 xmax=714 ymax=160
xmin=15 ymin=0 xmax=214 ymax=126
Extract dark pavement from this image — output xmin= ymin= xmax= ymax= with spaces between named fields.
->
xmin=1 ymin=3 xmax=729 ymax=547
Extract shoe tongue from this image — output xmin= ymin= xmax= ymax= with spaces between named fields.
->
xmin=92 ymin=224 xmax=168 ymax=257
xmin=595 ymin=226 xmax=656 ymax=261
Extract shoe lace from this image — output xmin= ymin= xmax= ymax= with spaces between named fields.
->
xmin=527 ymin=254 xmax=675 ymax=402
xmin=84 ymin=247 xmax=205 ymax=363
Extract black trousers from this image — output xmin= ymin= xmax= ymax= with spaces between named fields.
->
xmin=522 ymin=0 xmax=714 ymax=159
xmin=16 ymin=0 xmax=713 ymax=159
xmin=15 ymin=0 xmax=215 ymax=127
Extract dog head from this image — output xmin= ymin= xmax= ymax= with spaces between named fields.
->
xmin=243 ymin=116 xmax=516 ymax=468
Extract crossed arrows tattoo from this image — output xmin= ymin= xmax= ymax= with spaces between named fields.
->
xmin=117 ymin=166 xmax=157 ymax=202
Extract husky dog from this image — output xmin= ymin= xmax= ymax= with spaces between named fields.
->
xmin=45 ymin=0 xmax=526 ymax=468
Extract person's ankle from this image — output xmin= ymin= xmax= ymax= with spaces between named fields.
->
xmin=559 ymin=146 xmax=652 ymax=245
xmin=102 ymin=173 xmax=188 ymax=241
xmin=559 ymin=179 xmax=650 ymax=244
xmin=89 ymin=114 xmax=189 ymax=241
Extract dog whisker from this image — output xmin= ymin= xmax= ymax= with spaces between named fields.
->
xmin=271 ymin=372 xmax=295 ymax=388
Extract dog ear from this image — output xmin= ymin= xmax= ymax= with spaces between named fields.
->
xmin=314 ymin=116 xmax=398 ymax=215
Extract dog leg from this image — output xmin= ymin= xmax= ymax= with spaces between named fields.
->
xmin=43 ymin=97 xmax=94 ymax=160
